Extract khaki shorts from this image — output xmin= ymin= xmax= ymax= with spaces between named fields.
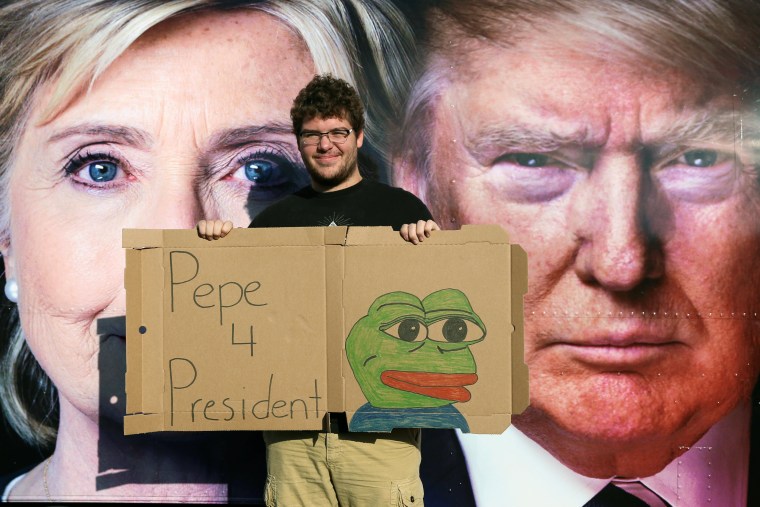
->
xmin=263 ymin=428 xmax=423 ymax=507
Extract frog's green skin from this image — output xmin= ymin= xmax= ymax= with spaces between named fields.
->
xmin=346 ymin=289 xmax=485 ymax=408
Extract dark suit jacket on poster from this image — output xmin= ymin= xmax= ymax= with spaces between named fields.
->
xmin=420 ymin=382 xmax=759 ymax=507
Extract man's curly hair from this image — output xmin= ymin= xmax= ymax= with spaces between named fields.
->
xmin=291 ymin=74 xmax=365 ymax=135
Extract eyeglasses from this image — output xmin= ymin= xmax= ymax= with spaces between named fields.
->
xmin=299 ymin=128 xmax=354 ymax=146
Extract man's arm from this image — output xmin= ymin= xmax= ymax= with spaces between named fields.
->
xmin=196 ymin=219 xmax=234 ymax=240
xmin=400 ymin=220 xmax=440 ymax=245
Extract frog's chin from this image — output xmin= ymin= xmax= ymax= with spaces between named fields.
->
xmin=380 ymin=370 xmax=478 ymax=402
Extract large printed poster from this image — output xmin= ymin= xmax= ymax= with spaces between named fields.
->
xmin=0 ymin=0 xmax=757 ymax=504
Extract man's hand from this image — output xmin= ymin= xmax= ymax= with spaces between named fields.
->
xmin=400 ymin=220 xmax=440 ymax=244
xmin=197 ymin=219 xmax=234 ymax=240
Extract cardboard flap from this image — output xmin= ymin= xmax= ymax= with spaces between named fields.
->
xmin=325 ymin=244 xmax=346 ymax=413
xmin=123 ymin=229 xmax=165 ymax=249
xmin=125 ymin=248 xmax=165 ymax=418
xmin=123 ymin=227 xmax=329 ymax=249
xmin=509 ymin=244 xmax=530 ymax=413
xmin=324 ymin=226 xmax=349 ymax=245
xmin=342 ymin=224 xmax=510 ymax=246
xmin=339 ymin=225 xmax=520 ymax=434
xmin=441 ymin=224 xmax=510 ymax=244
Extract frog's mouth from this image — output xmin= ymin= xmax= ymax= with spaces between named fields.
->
xmin=380 ymin=370 xmax=478 ymax=402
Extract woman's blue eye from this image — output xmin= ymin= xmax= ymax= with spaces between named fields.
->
xmin=63 ymin=150 xmax=124 ymax=186
xmin=88 ymin=161 xmax=118 ymax=182
xmin=245 ymin=160 xmax=274 ymax=183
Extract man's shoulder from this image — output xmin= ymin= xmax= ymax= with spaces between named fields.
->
xmin=363 ymin=180 xmax=420 ymax=198
xmin=353 ymin=180 xmax=433 ymax=226
xmin=362 ymin=180 xmax=429 ymax=208
xmin=248 ymin=187 xmax=313 ymax=228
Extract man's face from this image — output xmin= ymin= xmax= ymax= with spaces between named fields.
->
xmin=398 ymin=35 xmax=760 ymax=474
xmin=298 ymin=116 xmax=364 ymax=191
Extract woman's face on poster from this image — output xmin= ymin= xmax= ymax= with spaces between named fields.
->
xmin=1 ymin=10 xmax=314 ymax=420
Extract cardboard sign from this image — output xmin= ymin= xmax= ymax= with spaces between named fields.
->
xmin=123 ymin=225 xmax=528 ymax=435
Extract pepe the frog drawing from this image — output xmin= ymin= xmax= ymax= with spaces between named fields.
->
xmin=346 ymin=289 xmax=485 ymax=432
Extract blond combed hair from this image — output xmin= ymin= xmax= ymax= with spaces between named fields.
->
xmin=0 ymin=0 xmax=414 ymax=448
xmin=395 ymin=0 xmax=760 ymax=196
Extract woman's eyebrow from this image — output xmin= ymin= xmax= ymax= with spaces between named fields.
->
xmin=206 ymin=122 xmax=294 ymax=150
xmin=47 ymin=123 xmax=152 ymax=147
xmin=198 ymin=122 xmax=298 ymax=174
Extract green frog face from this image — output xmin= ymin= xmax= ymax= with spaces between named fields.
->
xmin=346 ymin=289 xmax=486 ymax=408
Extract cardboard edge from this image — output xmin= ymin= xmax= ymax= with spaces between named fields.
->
xmin=456 ymin=224 xmax=511 ymax=244
xmin=124 ymin=414 xmax=164 ymax=435
xmin=464 ymin=413 xmax=513 ymax=434
xmin=123 ymin=228 xmax=165 ymax=249
xmin=325 ymin=243 xmax=346 ymax=414
xmin=510 ymin=244 xmax=530 ymax=414
xmin=324 ymin=226 xmax=349 ymax=245
xmin=123 ymin=227 xmax=525 ymax=434
xmin=125 ymin=247 xmax=167 ymax=430
xmin=126 ymin=227 xmax=337 ymax=249
xmin=125 ymin=249 xmax=143 ymax=414
xmin=342 ymin=224 xmax=510 ymax=246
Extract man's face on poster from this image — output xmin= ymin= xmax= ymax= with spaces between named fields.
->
xmin=397 ymin=29 xmax=760 ymax=472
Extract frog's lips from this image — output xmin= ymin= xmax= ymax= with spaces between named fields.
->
xmin=380 ymin=370 xmax=478 ymax=402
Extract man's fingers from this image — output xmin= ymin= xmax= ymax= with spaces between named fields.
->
xmin=425 ymin=220 xmax=440 ymax=236
xmin=196 ymin=220 xmax=210 ymax=240
xmin=415 ymin=220 xmax=427 ymax=242
xmin=401 ymin=223 xmax=420 ymax=244
xmin=196 ymin=219 xmax=232 ymax=240
xmin=400 ymin=223 xmax=411 ymax=242
xmin=400 ymin=221 xmax=440 ymax=244
xmin=404 ymin=223 xmax=420 ymax=244
xmin=212 ymin=220 xmax=224 ymax=239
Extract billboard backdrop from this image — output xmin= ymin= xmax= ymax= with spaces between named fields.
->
xmin=0 ymin=0 xmax=757 ymax=505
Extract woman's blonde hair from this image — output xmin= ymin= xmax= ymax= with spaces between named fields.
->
xmin=0 ymin=0 xmax=414 ymax=448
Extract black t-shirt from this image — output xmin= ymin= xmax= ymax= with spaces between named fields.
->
xmin=248 ymin=179 xmax=433 ymax=229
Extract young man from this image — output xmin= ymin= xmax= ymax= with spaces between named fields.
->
xmin=198 ymin=74 xmax=438 ymax=505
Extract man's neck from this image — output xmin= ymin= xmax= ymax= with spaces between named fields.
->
xmin=311 ymin=171 xmax=362 ymax=193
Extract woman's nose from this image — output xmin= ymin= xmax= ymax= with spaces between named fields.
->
xmin=141 ymin=176 xmax=205 ymax=230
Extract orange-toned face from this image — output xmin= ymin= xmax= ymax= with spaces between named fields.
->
xmin=398 ymin=33 xmax=760 ymax=473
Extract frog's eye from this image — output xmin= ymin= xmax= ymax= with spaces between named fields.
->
xmin=427 ymin=318 xmax=485 ymax=343
xmin=383 ymin=318 xmax=428 ymax=342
